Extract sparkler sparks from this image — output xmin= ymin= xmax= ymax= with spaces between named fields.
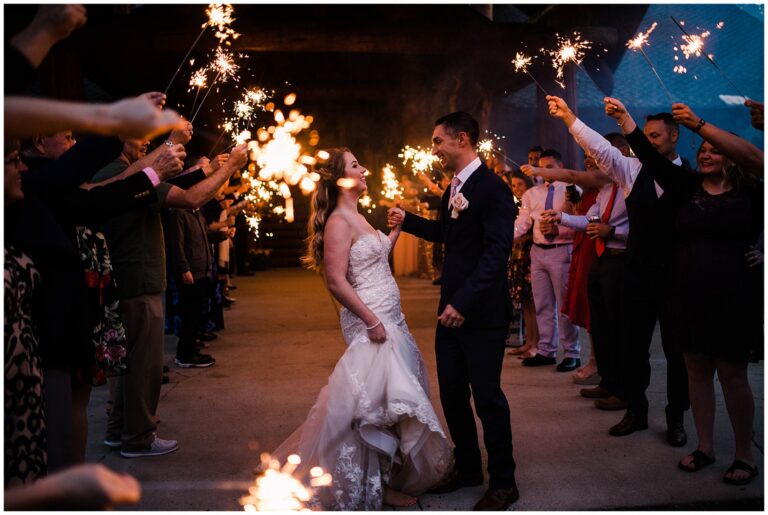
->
xmin=211 ymin=47 xmax=240 ymax=83
xmin=670 ymin=16 xmax=747 ymax=97
xmin=240 ymin=454 xmax=329 ymax=511
xmin=204 ymin=3 xmax=240 ymax=46
xmin=380 ymin=164 xmax=404 ymax=200
xmin=627 ymin=22 xmax=658 ymax=50
xmin=399 ymin=145 xmax=439 ymax=176
xmin=543 ymin=33 xmax=593 ymax=89
xmin=626 ymin=22 xmax=674 ymax=102
xmin=511 ymin=51 xmax=549 ymax=95
xmin=189 ymin=68 xmax=208 ymax=90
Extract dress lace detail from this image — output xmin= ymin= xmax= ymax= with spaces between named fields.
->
xmin=273 ymin=230 xmax=452 ymax=510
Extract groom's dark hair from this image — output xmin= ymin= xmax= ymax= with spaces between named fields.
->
xmin=435 ymin=112 xmax=479 ymax=146
xmin=540 ymin=148 xmax=562 ymax=163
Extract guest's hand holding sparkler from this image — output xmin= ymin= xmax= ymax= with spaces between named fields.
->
xmin=168 ymin=120 xmax=194 ymax=146
xmin=228 ymin=143 xmax=249 ymax=171
xmin=151 ymin=144 xmax=187 ymax=181
xmin=604 ymin=97 xmax=637 ymax=135
xmin=674 ymin=102 xmax=764 ymax=175
xmin=139 ymin=91 xmax=167 ymax=108
xmin=541 ymin=209 xmax=561 ymax=224
xmin=546 ymin=96 xmax=577 ymax=127
xmin=210 ymin=153 xmax=230 ymax=172
xmin=671 ymin=103 xmax=704 ymax=130
xmin=745 ymin=99 xmax=764 ymax=131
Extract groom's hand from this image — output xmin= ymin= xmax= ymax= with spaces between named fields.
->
xmin=387 ymin=207 xmax=405 ymax=228
xmin=438 ymin=304 xmax=465 ymax=329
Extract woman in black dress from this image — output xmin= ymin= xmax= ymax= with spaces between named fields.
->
xmin=605 ymin=97 xmax=763 ymax=486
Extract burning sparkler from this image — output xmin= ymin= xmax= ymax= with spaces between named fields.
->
xmin=380 ymin=163 xmax=404 ymax=200
xmin=240 ymin=454 xmax=331 ymax=511
xmin=205 ymin=3 xmax=240 ymax=46
xmin=542 ymin=33 xmax=595 ymax=90
xmin=163 ymin=4 xmax=239 ymax=95
xmin=399 ymin=145 xmax=439 ymax=176
xmin=187 ymin=67 xmax=209 ymax=116
xmin=511 ymin=51 xmax=550 ymax=95
xmin=190 ymin=47 xmax=241 ymax=123
xmin=670 ymin=16 xmax=747 ymax=98
xmin=626 ymin=22 xmax=674 ymax=103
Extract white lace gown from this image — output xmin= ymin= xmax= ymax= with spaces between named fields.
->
xmin=272 ymin=230 xmax=452 ymax=510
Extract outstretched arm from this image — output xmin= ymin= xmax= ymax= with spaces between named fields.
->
xmin=521 ymin=164 xmax=612 ymax=190
xmin=547 ymin=95 xmax=638 ymax=190
xmin=605 ymin=97 xmax=690 ymax=198
xmin=672 ymin=102 xmax=763 ymax=177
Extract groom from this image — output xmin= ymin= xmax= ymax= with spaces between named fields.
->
xmin=388 ymin=112 xmax=519 ymax=510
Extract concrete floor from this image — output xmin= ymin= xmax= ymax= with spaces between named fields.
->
xmin=86 ymin=268 xmax=764 ymax=511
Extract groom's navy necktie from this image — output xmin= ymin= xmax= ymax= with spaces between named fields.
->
xmin=544 ymin=184 xmax=556 ymax=241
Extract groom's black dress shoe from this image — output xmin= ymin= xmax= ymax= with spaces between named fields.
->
xmin=428 ymin=470 xmax=483 ymax=494
xmin=556 ymin=357 xmax=581 ymax=372
xmin=473 ymin=485 xmax=520 ymax=511
xmin=665 ymin=407 xmax=687 ymax=447
xmin=521 ymin=354 xmax=556 ymax=367
xmin=609 ymin=411 xmax=648 ymax=436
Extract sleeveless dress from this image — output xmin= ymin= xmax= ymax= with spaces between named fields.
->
xmin=272 ymin=230 xmax=452 ymax=510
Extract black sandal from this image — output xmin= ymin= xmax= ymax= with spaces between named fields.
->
xmin=678 ymin=450 xmax=715 ymax=472
xmin=723 ymin=460 xmax=758 ymax=485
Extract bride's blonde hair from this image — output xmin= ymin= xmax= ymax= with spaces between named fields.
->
xmin=301 ymin=148 xmax=350 ymax=271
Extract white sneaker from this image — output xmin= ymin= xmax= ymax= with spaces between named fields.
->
xmin=104 ymin=438 xmax=122 ymax=449
xmin=120 ymin=436 xmax=178 ymax=458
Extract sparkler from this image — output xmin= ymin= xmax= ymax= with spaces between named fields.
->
xmin=163 ymin=4 xmax=239 ymax=95
xmin=187 ymin=67 xmax=209 ymax=117
xmin=626 ymin=22 xmax=674 ymax=103
xmin=542 ymin=33 xmax=602 ymax=93
xmin=240 ymin=454 xmax=331 ymax=511
xmin=670 ymin=16 xmax=747 ymax=98
xmin=511 ymin=52 xmax=550 ymax=95
xmin=380 ymin=163 xmax=404 ymax=200
xmin=398 ymin=145 xmax=439 ymax=176
xmin=190 ymin=47 xmax=241 ymax=123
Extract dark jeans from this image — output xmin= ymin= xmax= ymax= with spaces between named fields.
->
xmin=619 ymin=263 xmax=689 ymax=417
xmin=435 ymin=325 xmax=516 ymax=489
xmin=177 ymin=277 xmax=210 ymax=359
xmin=587 ymin=252 xmax=629 ymax=398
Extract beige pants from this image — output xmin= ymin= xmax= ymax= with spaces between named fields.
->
xmin=106 ymin=293 xmax=164 ymax=450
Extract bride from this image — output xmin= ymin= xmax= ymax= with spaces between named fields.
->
xmin=271 ymin=148 xmax=452 ymax=509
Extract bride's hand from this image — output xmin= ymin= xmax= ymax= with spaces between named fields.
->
xmin=367 ymin=321 xmax=387 ymax=344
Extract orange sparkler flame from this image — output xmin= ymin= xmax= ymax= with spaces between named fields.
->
xmin=189 ymin=68 xmax=208 ymax=89
xmin=512 ymin=52 xmax=533 ymax=73
xmin=627 ymin=22 xmax=658 ymax=50
xmin=211 ymin=47 xmax=240 ymax=83
xmin=543 ymin=32 xmax=593 ymax=88
xmin=679 ymin=30 xmax=710 ymax=60
xmin=204 ymin=4 xmax=240 ymax=46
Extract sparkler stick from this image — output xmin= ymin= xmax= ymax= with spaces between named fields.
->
xmin=163 ymin=27 xmax=207 ymax=95
xmin=626 ymin=23 xmax=674 ymax=103
xmin=512 ymin=52 xmax=550 ymax=96
xmin=190 ymin=70 xmax=223 ymax=123
xmin=670 ymin=16 xmax=747 ymax=98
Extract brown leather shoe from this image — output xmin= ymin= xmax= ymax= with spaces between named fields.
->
xmin=428 ymin=469 xmax=484 ymax=494
xmin=579 ymin=385 xmax=611 ymax=399
xmin=473 ymin=486 xmax=520 ymax=511
xmin=594 ymin=395 xmax=629 ymax=411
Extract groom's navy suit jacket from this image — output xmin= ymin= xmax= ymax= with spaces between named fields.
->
xmin=402 ymin=163 xmax=517 ymax=329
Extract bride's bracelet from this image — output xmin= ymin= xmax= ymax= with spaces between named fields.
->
xmin=365 ymin=320 xmax=381 ymax=330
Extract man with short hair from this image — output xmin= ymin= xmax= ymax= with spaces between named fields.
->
xmin=547 ymin=95 xmax=689 ymax=446
xmin=388 ymin=112 xmax=519 ymax=510
xmin=514 ymin=149 xmax=580 ymax=372
xmin=94 ymin=122 xmax=248 ymax=459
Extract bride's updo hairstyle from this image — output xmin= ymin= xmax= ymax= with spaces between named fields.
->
xmin=302 ymin=148 xmax=350 ymax=271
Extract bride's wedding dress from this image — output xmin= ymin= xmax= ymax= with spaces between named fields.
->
xmin=273 ymin=230 xmax=452 ymax=510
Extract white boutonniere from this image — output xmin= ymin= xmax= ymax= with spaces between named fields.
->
xmin=451 ymin=193 xmax=469 ymax=219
